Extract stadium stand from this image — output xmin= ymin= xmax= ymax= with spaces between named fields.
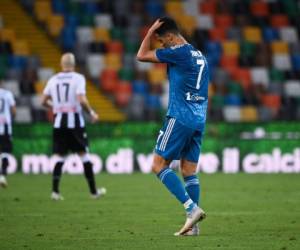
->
xmin=1 ymin=0 xmax=300 ymax=122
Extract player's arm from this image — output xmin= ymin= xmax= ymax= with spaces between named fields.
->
xmin=136 ymin=20 xmax=163 ymax=63
xmin=10 ymin=106 xmax=16 ymax=118
xmin=41 ymin=95 xmax=52 ymax=109
xmin=77 ymin=95 xmax=98 ymax=123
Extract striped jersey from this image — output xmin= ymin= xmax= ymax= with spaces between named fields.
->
xmin=0 ymin=88 xmax=15 ymax=135
xmin=43 ymin=71 xmax=86 ymax=129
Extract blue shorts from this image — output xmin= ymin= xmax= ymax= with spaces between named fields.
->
xmin=154 ymin=117 xmax=203 ymax=163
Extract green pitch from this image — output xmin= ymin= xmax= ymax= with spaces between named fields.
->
xmin=0 ymin=173 xmax=299 ymax=250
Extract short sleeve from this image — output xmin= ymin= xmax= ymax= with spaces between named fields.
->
xmin=76 ymin=75 xmax=86 ymax=95
xmin=156 ymin=47 xmax=181 ymax=64
xmin=7 ymin=92 xmax=15 ymax=107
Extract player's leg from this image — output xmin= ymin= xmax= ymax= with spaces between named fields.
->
xmin=0 ymin=135 xmax=13 ymax=188
xmin=71 ymin=128 xmax=106 ymax=198
xmin=153 ymin=118 xmax=196 ymax=213
xmin=79 ymin=152 xmax=106 ymax=198
xmin=178 ymin=130 xmax=205 ymax=236
xmin=51 ymin=129 xmax=67 ymax=200
xmin=0 ymin=153 xmax=9 ymax=188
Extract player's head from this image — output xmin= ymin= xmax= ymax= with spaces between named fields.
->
xmin=154 ymin=17 xmax=180 ymax=48
xmin=61 ymin=53 xmax=75 ymax=71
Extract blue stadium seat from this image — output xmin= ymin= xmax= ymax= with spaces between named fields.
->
xmin=145 ymin=0 xmax=164 ymax=18
xmin=262 ymin=27 xmax=279 ymax=42
xmin=8 ymin=55 xmax=27 ymax=69
xmin=291 ymin=54 xmax=300 ymax=70
xmin=224 ymin=94 xmax=242 ymax=106
xmin=52 ymin=0 xmax=66 ymax=14
xmin=60 ymin=27 xmax=76 ymax=50
xmin=132 ymin=80 xmax=149 ymax=96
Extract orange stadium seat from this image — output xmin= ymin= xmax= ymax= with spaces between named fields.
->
xmin=106 ymin=40 xmax=123 ymax=54
xmin=115 ymin=81 xmax=132 ymax=106
xmin=94 ymin=27 xmax=111 ymax=42
xmin=147 ymin=68 xmax=166 ymax=84
xmin=215 ymin=15 xmax=233 ymax=30
xmin=0 ymin=28 xmax=16 ymax=43
xmin=34 ymin=1 xmax=52 ymax=23
xmin=271 ymin=41 xmax=289 ymax=54
xmin=270 ymin=15 xmax=289 ymax=28
xmin=178 ymin=15 xmax=197 ymax=36
xmin=222 ymin=41 xmax=240 ymax=56
xmin=261 ymin=94 xmax=281 ymax=110
xmin=231 ymin=68 xmax=251 ymax=90
xmin=104 ymin=53 xmax=122 ymax=70
xmin=12 ymin=40 xmax=30 ymax=56
xmin=220 ymin=55 xmax=239 ymax=71
xmin=250 ymin=1 xmax=269 ymax=17
xmin=210 ymin=28 xmax=226 ymax=41
xmin=200 ymin=1 xmax=217 ymax=15
xmin=47 ymin=15 xmax=64 ymax=37
xmin=165 ymin=1 xmax=183 ymax=17
xmin=243 ymin=26 xmax=262 ymax=43
xmin=100 ymin=69 xmax=119 ymax=93
xmin=241 ymin=106 xmax=258 ymax=121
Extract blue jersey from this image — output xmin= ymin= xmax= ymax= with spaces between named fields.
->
xmin=156 ymin=43 xmax=209 ymax=131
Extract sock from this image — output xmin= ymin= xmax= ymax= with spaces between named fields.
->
xmin=184 ymin=175 xmax=200 ymax=206
xmin=157 ymin=167 xmax=194 ymax=212
xmin=1 ymin=157 xmax=9 ymax=176
xmin=83 ymin=161 xmax=97 ymax=194
xmin=52 ymin=161 xmax=64 ymax=193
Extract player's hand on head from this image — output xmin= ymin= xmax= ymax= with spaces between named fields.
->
xmin=149 ymin=19 xmax=164 ymax=34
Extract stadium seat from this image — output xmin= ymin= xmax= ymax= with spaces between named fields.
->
xmin=196 ymin=15 xmax=214 ymax=30
xmin=104 ymin=53 xmax=122 ymax=70
xmin=222 ymin=41 xmax=240 ymax=56
xmin=165 ymin=1 xmax=183 ymax=17
xmin=241 ymin=106 xmax=258 ymax=122
xmin=178 ymin=15 xmax=197 ymax=36
xmin=37 ymin=67 xmax=54 ymax=81
xmin=34 ymin=0 xmax=52 ymax=22
xmin=212 ymin=67 xmax=230 ymax=86
xmin=231 ymin=67 xmax=251 ymax=90
xmin=261 ymin=94 xmax=281 ymax=110
xmin=86 ymin=54 xmax=104 ymax=79
xmin=269 ymin=68 xmax=285 ymax=83
xmin=200 ymin=1 xmax=217 ymax=15
xmin=250 ymin=1 xmax=269 ymax=17
xmin=47 ymin=15 xmax=64 ymax=37
xmin=223 ymin=106 xmax=241 ymax=122
xmin=12 ymin=40 xmax=30 ymax=56
xmin=271 ymin=41 xmax=289 ymax=54
xmin=243 ymin=26 xmax=262 ymax=43
xmin=147 ymin=68 xmax=166 ymax=84
xmin=94 ymin=14 xmax=113 ymax=29
xmin=210 ymin=28 xmax=226 ymax=42
xmin=220 ymin=55 xmax=238 ymax=72
xmin=224 ymin=94 xmax=242 ymax=106
xmin=15 ymin=106 xmax=32 ymax=123
xmin=76 ymin=27 xmax=94 ymax=44
xmin=94 ymin=28 xmax=111 ymax=42
xmin=258 ymin=106 xmax=273 ymax=121
xmin=115 ymin=81 xmax=132 ymax=106
xmin=270 ymin=15 xmax=289 ymax=28
xmin=183 ymin=0 xmax=200 ymax=16
xmin=291 ymin=54 xmax=300 ymax=71
xmin=0 ymin=29 xmax=16 ymax=43
xmin=279 ymin=27 xmax=298 ymax=43
xmin=34 ymin=81 xmax=45 ymax=94
xmin=226 ymin=27 xmax=242 ymax=41
xmin=1 ymin=80 xmax=20 ymax=97
xmin=262 ymin=27 xmax=279 ymax=42
xmin=215 ymin=15 xmax=233 ymax=30
xmin=106 ymin=40 xmax=123 ymax=54
xmin=250 ymin=67 xmax=269 ymax=87
xmin=284 ymin=80 xmax=300 ymax=97
xmin=100 ymin=69 xmax=119 ymax=93
xmin=145 ymin=0 xmax=164 ymax=18
xmin=272 ymin=54 xmax=292 ymax=70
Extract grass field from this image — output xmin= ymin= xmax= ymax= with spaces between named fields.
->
xmin=0 ymin=173 xmax=299 ymax=250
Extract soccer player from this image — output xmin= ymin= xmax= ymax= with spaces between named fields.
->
xmin=41 ymin=53 xmax=106 ymax=201
xmin=0 ymin=83 xmax=16 ymax=188
xmin=137 ymin=17 xmax=209 ymax=236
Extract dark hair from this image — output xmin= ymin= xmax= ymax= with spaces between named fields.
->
xmin=155 ymin=17 xmax=179 ymax=36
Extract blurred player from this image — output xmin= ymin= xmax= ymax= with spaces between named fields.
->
xmin=0 ymin=83 xmax=16 ymax=188
xmin=137 ymin=17 xmax=209 ymax=236
xmin=41 ymin=53 xmax=106 ymax=201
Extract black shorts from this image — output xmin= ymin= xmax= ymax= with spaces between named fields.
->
xmin=0 ymin=134 xmax=13 ymax=153
xmin=53 ymin=128 xmax=89 ymax=155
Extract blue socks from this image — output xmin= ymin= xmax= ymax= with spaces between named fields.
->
xmin=157 ymin=167 xmax=195 ymax=212
xmin=184 ymin=175 xmax=200 ymax=205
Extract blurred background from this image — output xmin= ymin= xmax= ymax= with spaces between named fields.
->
xmin=0 ymin=0 xmax=299 ymax=172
